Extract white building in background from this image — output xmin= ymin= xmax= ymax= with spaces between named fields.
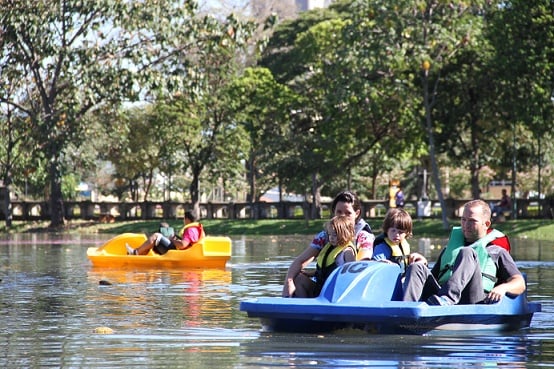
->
xmin=296 ymin=0 xmax=334 ymax=11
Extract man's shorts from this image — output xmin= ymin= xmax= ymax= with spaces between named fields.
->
xmin=153 ymin=235 xmax=177 ymax=255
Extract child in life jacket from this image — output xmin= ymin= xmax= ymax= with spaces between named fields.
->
xmin=286 ymin=215 xmax=356 ymax=298
xmin=372 ymin=208 xmax=413 ymax=273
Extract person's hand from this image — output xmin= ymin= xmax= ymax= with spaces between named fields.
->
xmin=283 ymin=277 xmax=296 ymax=297
xmin=484 ymin=285 xmax=507 ymax=303
xmin=408 ymin=252 xmax=428 ymax=265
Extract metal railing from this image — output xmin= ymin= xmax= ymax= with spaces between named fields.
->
xmin=2 ymin=198 xmax=552 ymax=221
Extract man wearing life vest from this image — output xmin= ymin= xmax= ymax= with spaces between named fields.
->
xmin=401 ymin=199 xmax=525 ymax=306
xmin=126 ymin=211 xmax=205 ymax=255
xmin=488 ymin=227 xmax=511 ymax=252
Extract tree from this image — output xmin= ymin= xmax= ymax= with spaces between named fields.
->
xmin=320 ymin=3 xmax=424 ymax=199
xmin=488 ymin=0 xmax=554 ymax=210
xmin=416 ymin=1 xmax=491 ymax=227
xmin=148 ymin=16 xmax=255 ymax=216
xmin=0 ymin=0 xmax=247 ymax=227
xmin=228 ymin=67 xmax=296 ymax=215
xmin=351 ymin=0 xmax=496 ymax=228
xmin=260 ymin=1 xmax=422 ymax=217
xmin=248 ymin=0 xmax=298 ymax=21
xmin=100 ymin=106 xmax=178 ymax=202
xmin=0 ymin=105 xmax=29 ymax=227
xmin=260 ymin=5 xmax=342 ymax=83
xmin=433 ymin=39 xmax=504 ymax=200
xmin=0 ymin=37 xmax=44 ymax=227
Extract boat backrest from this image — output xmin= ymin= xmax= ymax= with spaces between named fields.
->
xmin=159 ymin=226 xmax=175 ymax=238
xmin=200 ymin=236 xmax=232 ymax=256
xmin=319 ymin=261 xmax=403 ymax=304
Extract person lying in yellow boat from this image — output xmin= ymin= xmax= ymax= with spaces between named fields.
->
xmin=126 ymin=211 xmax=205 ymax=255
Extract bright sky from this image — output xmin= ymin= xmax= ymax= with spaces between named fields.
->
xmin=199 ymin=0 xmax=249 ymax=14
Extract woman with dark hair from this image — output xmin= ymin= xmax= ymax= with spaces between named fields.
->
xmin=282 ymin=191 xmax=375 ymax=298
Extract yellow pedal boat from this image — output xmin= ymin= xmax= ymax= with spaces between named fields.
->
xmin=87 ymin=233 xmax=232 ymax=268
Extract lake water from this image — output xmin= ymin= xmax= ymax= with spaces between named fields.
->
xmin=0 ymin=233 xmax=552 ymax=368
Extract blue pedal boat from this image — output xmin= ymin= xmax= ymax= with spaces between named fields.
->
xmin=240 ymin=261 xmax=541 ymax=334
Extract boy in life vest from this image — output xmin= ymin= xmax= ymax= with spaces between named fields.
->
xmin=126 ymin=211 xmax=205 ymax=255
xmin=402 ymin=199 xmax=525 ymax=306
xmin=284 ymin=215 xmax=356 ymax=298
xmin=372 ymin=208 xmax=412 ymax=273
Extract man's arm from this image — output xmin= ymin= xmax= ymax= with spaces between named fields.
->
xmin=485 ymin=247 xmax=526 ymax=303
xmin=485 ymin=274 xmax=526 ymax=303
xmin=173 ymin=227 xmax=200 ymax=250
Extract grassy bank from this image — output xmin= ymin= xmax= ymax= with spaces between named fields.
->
xmin=2 ymin=218 xmax=553 ymax=241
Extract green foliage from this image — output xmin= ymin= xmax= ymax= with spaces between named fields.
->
xmin=61 ymin=174 xmax=80 ymax=200
xmin=261 ymin=0 xmax=427 ymax=200
xmin=487 ymin=0 xmax=554 ymax=196
xmin=0 ymin=1 xmax=257 ymax=222
xmin=1 ymin=0 xmax=553 ymax=224
xmin=261 ymin=7 xmax=338 ymax=83
xmin=146 ymin=11 xmax=257 ymax=208
xmin=228 ymin=67 xmax=297 ymax=201
xmin=0 ymin=0 xmax=205 ymax=224
xmin=432 ymin=35 xmax=507 ymax=197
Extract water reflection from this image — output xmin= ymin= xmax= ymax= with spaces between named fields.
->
xmin=86 ymin=268 xmax=233 ymax=329
xmin=240 ymin=333 xmax=536 ymax=368
xmin=0 ymin=234 xmax=551 ymax=368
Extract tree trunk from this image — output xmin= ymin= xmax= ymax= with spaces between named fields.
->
xmin=510 ymin=122 xmax=517 ymax=219
xmin=370 ymin=172 xmax=378 ymax=200
xmin=537 ymin=134 xmax=542 ymax=216
xmin=131 ymin=179 xmax=139 ymax=202
xmin=422 ymin=73 xmax=449 ymax=230
xmin=470 ymin=163 xmax=481 ymax=200
xmin=143 ymin=168 xmax=154 ymax=202
xmin=310 ymin=172 xmax=321 ymax=219
xmin=2 ymin=118 xmax=14 ymax=227
xmin=49 ymin=158 xmax=65 ymax=228
xmin=189 ymin=171 xmax=201 ymax=219
xmin=247 ymin=154 xmax=259 ymax=219
xmin=1 ymin=183 xmax=12 ymax=228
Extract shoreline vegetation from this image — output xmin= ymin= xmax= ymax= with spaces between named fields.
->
xmin=2 ymin=218 xmax=554 ymax=241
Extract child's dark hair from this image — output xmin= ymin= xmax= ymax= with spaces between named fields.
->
xmin=382 ymin=208 xmax=413 ymax=238
xmin=184 ymin=211 xmax=196 ymax=222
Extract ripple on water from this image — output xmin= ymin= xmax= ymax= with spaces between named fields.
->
xmin=0 ymin=235 xmax=551 ymax=368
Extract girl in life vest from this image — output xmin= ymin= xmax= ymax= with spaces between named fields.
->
xmin=283 ymin=191 xmax=373 ymax=298
xmin=286 ymin=215 xmax=356 ymax=298
xmin=372 ymin=208 xmax=413 ymax=273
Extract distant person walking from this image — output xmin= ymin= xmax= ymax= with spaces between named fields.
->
xmin=395 ymin=187 xmax=405 ymax=208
